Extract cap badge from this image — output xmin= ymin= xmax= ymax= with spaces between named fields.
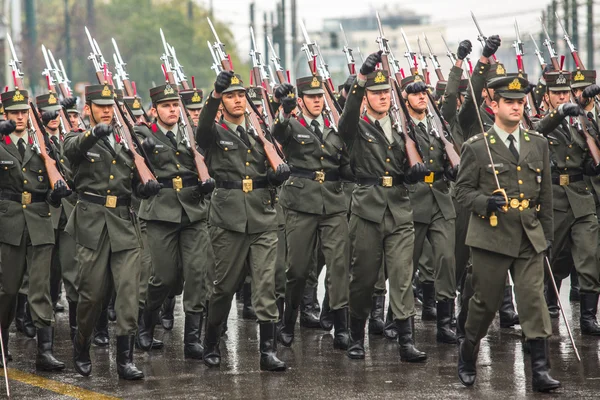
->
xmin=132 ymin=98 xmax=141 ymax=109
xmin=508 ymin=78 xmax=522 ymax=91
xmin=556 ymin=74 xmax=567 ymax=85
xmin=574 ymin=71 xmax=585 ymax=81
xmin=13 ymin=90 xmax=24 ymax=102
xmin=248 ymin=88 xmax=256 ymax=98
xmin=310 ymin=77 xmax=320 ymax=88
xmin=164 ymin=84 xmax=175 ymax=95
xmin=231 ymin=75 xmax=240 ymax=85
xmin=414 ymin=75 xmax=422 ymax=82
xmin=48 ymin=93 xmax=57 ymax=104
xmin=496 ymin=64 xmax=506 ymax=76
xmin=374 ymin=71 xmax=386 ymax=84
xmin=101 ymin=85 xmax=112 ymax=97
xmin=191 ymin=91 xmax=201 ymax=103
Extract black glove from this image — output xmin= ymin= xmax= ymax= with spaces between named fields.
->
xmin=92 ymin=123 xmax=113 ymax=139
xmin=197 ymin=178 xmax=215 ymax=195
xmin=0 ymin=119 xmax=17 ymax=137
xmin=267 ymin=163 xmax=291 ymax=186
xmin=545 ymin=239 xmax=553 ymax=261
xmin=594 ymin=162 xmax=600 ymax=175
xmin=214 ymin=70 xmax=235 ymax=94
xmin=482 ymin=35 xmax=501 ymax=58
xmin=405 ymin=162 xmax=429 ymax=184
xmin=524 ymin=83 xmax=536 ymax=95
xmin=49 ymin=180 xmax=72 ymax=203
xmin=274 ymin=83 xmax=297 ymax=114
xmin=137 ymin=180 xmax=162 ymax=199
xmin=274 ymin=83 xmax=294 ymax=101
xmin=582 ymin=84 xmax=600 ymax=99
xmin=359 ymin=50 xmax=382 ymax=76
xmin=405 ymin=81 xmax=428 ymax=95
xmin=141 ymin=137 xmax=156 ymax=154
xmin=457 ymin=40 xmax=472 ymax=60
xmin=445 ymin=165 xmax=459 ymax=181
xmin=60 ymin=97 xmax=77 ymax=110
xmin=41 ymin=111 xmax=59 ymax=126
xmin=486 ymin=193 xmax=507 ymax=214
xmin=558 ymin=103 xmax=584 ymax=117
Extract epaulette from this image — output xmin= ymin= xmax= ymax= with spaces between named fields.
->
xmin=467 ymin=134 xmax=483 ymax=144
xmin=526 ymin=130 xmax=544 ymax=138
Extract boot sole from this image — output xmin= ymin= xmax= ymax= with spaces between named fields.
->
xmin=261 ymin=365 xmax=287 ymax=372
xmin=74 ymin=364 xmax=92 ymax=377
xmin=119 ymin=373 xmax=144 ymax=380
xmin=533 ymin=383 xmax=561 ymax=392
xmin=36 ymin=364 xmax=66 ymax=372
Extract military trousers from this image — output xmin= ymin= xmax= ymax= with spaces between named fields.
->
xmin=75 ymin=227 xmax=141 ymax=337
xmin=0 ymin=231 xmax=53 ymax=330
xmin=144 ymin=214 xmax=210 ymax=314
xmin=453 ymin=196 xmax=471 ymax=287
xmin=349 ymin=209 xmax=416 ymax=321
xmin=207 ymin=226 xmax=278 ymax=325
xmin=550 ymin=208 xmax=600 ymax=293
xmin=137 ymin=219 xmax=154 ymax=308
xmin=275 ymin=203 xmax=287 ymax=299
xmin=466 ymin=243 xmax=552 ymax=342
xmin=284 ymin=208 xmax=349 ymax=311
xmin=413 ymin=203 xmax=457 ymax=301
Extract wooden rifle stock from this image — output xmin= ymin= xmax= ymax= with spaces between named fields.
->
xmin=425 ymin=92 xmax=460 ymax=168
xmin=434 ymin=68 xmax=444 ymax=81
xmin=275 ymin=70 xmax=286 ymax=85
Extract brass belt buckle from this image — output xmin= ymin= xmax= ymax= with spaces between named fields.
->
xmin=172 ymin=176 xmax=183 ymax=191
xmin=559 ymin=174 xmax=570 ymax=186
xmin=21 ymin=192 xmax=31 ymax=205
xmin=424 ymin=172 xmax=434 ymax=183
xmin=242 ymin=179 xmax=253 ymax=193
xmin=509 ymin=198 xmax=520 ymax=209
xmin=105 ymin=195 xmax=117 ymax=208
xmin=521 ymin=199 xmax=530 ymax=209
xmin=382 ymin=176 xmax=393 ymax=187
xmin=314 ymin=171 xmax=325 ymax=182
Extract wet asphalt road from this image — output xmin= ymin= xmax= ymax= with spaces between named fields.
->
xmin=2 ymin=276 xmax=600 ymax=399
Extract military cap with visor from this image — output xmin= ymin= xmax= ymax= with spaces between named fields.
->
xmin=36 ymin=92 xmax=62 ymax=112
xmin=222 ymin=74 xmax=246 ymax=94
xmin=365 ymin=70 xmax=392 ymax=91
xmin=435 ymin=80 xmax=447 ymax=98
xmin=400 ymin=74 xmax=426 ymax=93
xmin=1 ymin=89 xmax=30 ymax=111
xmin=486 ymin=74 xmax=529 ymax=99
xmin=149 ymin=83 xmax=180 ymax=105
xmin=85 ymin=84 xmax=116 ymax=106
xmin=181 ymin=89 xmax=204 ymax=110
xmin=544 ymin=71 xmax=571 ymax=92
xmin=570 ymin=69 xmax=596 ymax=89
xmin=485 ymin=63 xmax=508 ymax=84
xmin=296 ymin=75 xmax=325 ymax=95
xmin=124 ymin=96 xmax=144 ymax=116
xmin=247 ymin=86 xmax=263 ymax=106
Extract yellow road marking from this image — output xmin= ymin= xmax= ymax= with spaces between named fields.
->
xmin=1 ymin=368 xmax=120 ymax=400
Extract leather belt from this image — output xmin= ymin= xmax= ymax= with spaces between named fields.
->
xmin=0 ymin=190 xmax=46 ymax=205
xmin=551 ymin=173 xmax=583 ymax=186
xmin=216 ymin=178 xmax=269 ymax=193
xmin=507 ymin=198 xmax=539 ymax=210
xmin=158 ymin=176 xmax=198 ymax=190
xmin=290 ymin=167 xmax=340 ymax=182
xmin=356 ymin=175 xmax=404 ymax=187
xmin=79 ymin=192 xmax=131 ymax=208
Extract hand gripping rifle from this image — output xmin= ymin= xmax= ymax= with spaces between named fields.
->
xmin=471 ymin=11 xmax=497 ymax=64
xmin=207 ymin=17 xmax=287 ymax=169
xmin=441 ymin=33 xmax=472 ymax=77
xmin=424 ymin=34 xmax=444 ymax=81
xmin=249 ymin=27 xmax=275 ymax=127
xmin=7 ymin=34 xmax=69 ymax=191
xmin=340 ymin=23 xmax=357 ymax=75
xmin=85 ymin=27 xmax=156 ymax=184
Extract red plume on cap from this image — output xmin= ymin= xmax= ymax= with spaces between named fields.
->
xmin=191 ymin=76 xmax=196 ymax=89
xmin=4 ymin=86 xmax=8 ymax=93
xmin=132 ymin=81 xmax=137 ymax=96
xmin=286 ymin=70 xmax=291 ymax=83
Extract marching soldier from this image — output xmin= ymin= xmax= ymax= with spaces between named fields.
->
xmin=181 ymin=87 xmax=203 ymax=127
xmin=135 ymin=83 xmax=214 ymax=360
xmin=272 ymin=76 xmax=352 ymax=350
xmin=0 ymin=88 xmax=71 ymax=370
xmin=195 ymin=70 xmax=289 ymax=371
xmin=124 ymin=95 xmax=146 ymax=124
xmin=339 ymin=51 xmax=429 ymax=362
xmin=455 ymin=74 xmax=560 ymax=392
xmin=65 ymin=83 xmax=161 ymax=380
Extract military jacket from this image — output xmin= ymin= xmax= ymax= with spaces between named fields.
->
xmin=195 ymin=93 xmax=277 ymax=234
xmin=338 ymin=79 xmax=412 ymax=225
xmin=63 ymin=130 xmax=140 ymax=252
xmin=272 ymin=112 xmax=351 ymax=215
xmin=441 ymin=65 xmax=466 ymax=148
xmin=455 ymin=127 xmax=553 ymax=258
xmin=458 ymin=61 xmax=494 ymax=139
xmin=48 ymin=132 xmax=77 ymax=230
xmin=135 ymin=123 xmax=208 ymax=223
xmin=0 ymin=133 xmax=54 ymax=246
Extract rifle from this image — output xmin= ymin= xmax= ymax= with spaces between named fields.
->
xmin=340 ymin=23 xmax=357 ymax=75
xmin=424 ymin=34 xmax=444 ymax=81
xmin=416 ymin=37 xmax=431 ymax=85
xmin=41 ymin=44 xmax=73 ymax=134
xmin=267 ymin=36 xmax=289 ymax=85
xmin=85 ymin=27 xmax=156 ymax=184
xmin=6 ymin=34 xmax=69 ymax=191
xmin=512 ymin=20 xmax=538 ymax=123
xmin=441 ymin=33 xmax=472 ymax=77
xmin=159 ymin=29 xmax=213 ymax=186
xmin=249 ymin=27 xmax=275 ymax=127
xmin=375 ymin=12 xmax=422 ymax=166
xmin=471 ymin=11 xmax=497 ymax=64
xmin=541 ymin=17 xmax=561 ymax=70
xmin=300 ymin=21 xmax=341 ymax=130
xmin=556 ymin=12 xmax=584 ymax=70
xmin=112 ymin=40 xmax=151 ymax=122
xmin=207 ymin=17 xmax=287 ymax=170
xmin=530 ymin=33 xmax=547 ymax=71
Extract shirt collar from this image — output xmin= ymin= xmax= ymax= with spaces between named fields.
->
xmin=303 ymin=113 xmax=324 ymax=129
xmin=157 ymin=121 xmax=178 ymax=136
xmin=10 ymin=131 xmax=29 ymax=146
xmin=222 ymin=118 xmax=244 ymax=134
xmin=493 ymin=124 xmax=520 ymax=144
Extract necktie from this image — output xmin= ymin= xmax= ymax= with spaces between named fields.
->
xmin=18 ymin=138 xmax=26 ymax=159
xmin=50 ymin=135 xmax=60 ymax=148
xmin=374 ymin=120 xmax=384 ymax=133
xmin=418 ymin=122 xmax=427 ymax=133
xmin=165 ymin=130 xmax=178 ymax=148
xmin=507 ymin=135 xmax=519 ymax=161
xmin=311 ymin=120 xmax=323 ymax=141
xmin=236 ymin=125 xmax=250 ymax=147
xmin=587 ymin=112 xmax=600 ymax=133
xmin=561 ymin=120 xmax=572 ymax=142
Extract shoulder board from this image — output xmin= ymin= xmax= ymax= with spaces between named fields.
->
xmin=467 ymin=134 xmax=483 ymax=144
xmin=527 ymin=130 xmax=544 ymax=137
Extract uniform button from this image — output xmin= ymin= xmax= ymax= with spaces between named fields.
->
xmin=536 ymin=168 xmax=541 ymax=172
xmin=518 ymin=180 xmax=523 ymax=184
xmin=4 ymin=167 xmax=7 ymax=170
xmin=23 ymin=180 xmax=27 ymax=184
xmin=385 ymin=171 xmax=389 ymax=175
xmin=224 ymin=147 xmax=228 ymax=151
xmin=430 ymin=146 xmax=434 ymax=151
xmin=566 ymin=156 xmax=569 ymax=160
xmin=109 ymin=175 xmax=114 ymax=180
xmin=520 ymin=193 xmax=524 ymax=198
xmin=320 ymin=157 xmax=324 ymax=160
xmin=91 ymin=159 xmax=95 ymax=162
xmin=176 ymin=152 xmax=180 ymax=155
xmin=48 ymin=213 xmax=51 ymax=216
xmin=22 ymin=205 xmax=26 ymax=209
xmin=368 ymin=139 xmax=372 ymax=143
xmin=388 ymin=146 xmax=392 ymax=150
xmin=248 ymin=149 xmax=251 ymax=153
xmin=386 ymin=158 xmax=390 ymax=162
xmin=107 ymin=190 xmax=111 ymax=193
xmin=39 ymin=170 xmax=42 ymax=173
xmin=519 ymin=206 xmax=523 ymax=211
xmin=60 ymin=159 xmax=64 ymax=163
xmin=429 ymin=159 xmax=433 ymax=164
xmin=246 ymin=176 xmax=250 ymax=179
xmin=495 ymin=171 xmax=499 ymax=175
xmin=301 ymin=141 xmax=305 ymax=145
xmin=568 ymin=145 xmax=572 ymax=148
xmin=429 ymin=183 xmax=433 ymax=188
xmin=245 ymin=162 xmax=250 ymax=166
xmin=22 ymin=168 xmax=26 ymax=172
xmin=155 ymin=151 xmax=159 ymax=154
xmin=321 ymin=145 xmax=325 ymax=149
xmin=112 ymin=160 xmax=116 ymax=164
xmin=516 ymin=166 xmax=521 ymax=171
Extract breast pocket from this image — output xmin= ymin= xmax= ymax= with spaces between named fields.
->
xmin=83 ymin=151 xmax=102 ymax=174
xmin=292 ymin=133 xmax=315 ymax=145
xmin=484 ymin=163 xmax=510 ymax=186
xmin=527 ymin=161 xmax=544 ymax=186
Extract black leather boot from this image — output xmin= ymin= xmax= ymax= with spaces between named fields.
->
xmin=457 ymin=295 xmax=468 ymax=343
xmin=383 ymin=305 xmax=398 ymax=340
xmin=458 ymin=338 xmax=479 ymax=386
xmin=242 ymin=282 xmax=257 ymax=320
xmin=161 ymin=296 xmax=176 ymax=330
xmin=276 ymin=297 xmax=285 ymax=332
xmin=203 ymin=320 xmax=221 ymax=367
xmin=278 ymin=302 xmax=297 ymax=347
xmin=93 ymin=308 xmax=110 ymax=347
xmin=35 ymin=327 xmax=65 ymax=371
xmin=346 ymin=317 xmax=366 ymax=360
xmin=436 ymin=300 xmax=458 ymax=344
xmin=580 ymin=292 xmax=600 ymax=335
xmin=184 ymin=312 xmax=204 ymax=359
xmin=300 ymin=286 xmax=321 ymax=328
xmin=15 ymin=293 xmax=27 ymax=333
xmin=259 ymin=322 xmax=287 ymax=371
xmin=499 ymin=286 xmax=520 ymax=328
xmin=368 ymin=296 xmax=385 ymax=335
xmin=529 ymin=338 xmax=561 ymax=392
xmin=332 ymin=308 xmax=351 ymax=350
xmin=23 ymin=300 xmax=37 ymax=338
xmin=570 ymin=270 xmax=580 ymax=302
xmin=545 ymin=279 xmax=561 ymax=319
xmin=396 ymin=318 xmax=427 ymax=362
xmin=68 ymin=301 xmax=78 ymax=341
xmin=421 ymin=282 xmax=437 ymax=321
xmin=319 ymin=289 xmax=334 ymax=331
xmin=136 ymin=307 xmax=157 ymax=351
xmin=107 ymin=291 xmax=117 ymax=322
xmin=116 ymin=335 xmax=144 ymax=380
xmin=73 ymin=330 xmax=92 ymax=376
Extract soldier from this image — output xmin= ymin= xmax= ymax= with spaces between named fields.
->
xmin=124 ymin=95 xmax=146 ymax=124
xmin=0 ymin=88 xmax=71 ymax=370
xmin=181 ymin=87 xmax=203 ymax=127
xmin=64 ymin=83 xmax=161 ymax=380
xmin=195 ymin=70 xmax=289 ymax=371
xmin=455 ymin=74 xmax=560 ymax=392
xmin=400 ymin=74 xmax=458 ymax=344
xmin=60 ymin=97 xmax=82 ymax=130
xmin=339 ymin=51 xmax=429 ymax=362
xmin=272 ymin=76 xmax=352 ymax=350
xmin=135 ymin=83 xmax=214 ymax=361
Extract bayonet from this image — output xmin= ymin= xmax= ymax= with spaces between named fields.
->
xmin=530 ymin=33 xmax=547 ymax=68
xmin=340 ymin=23 xmax=356 ymax=75
xmin=7 ymin=34 xmax=24 ymax=87
xmin=424 ymin=34 xmax=444 ymax=81
xmin=400 ymin=28 xmax=418 ymax=74
xmin=441 ymin=33 xmax=457 ymax=64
